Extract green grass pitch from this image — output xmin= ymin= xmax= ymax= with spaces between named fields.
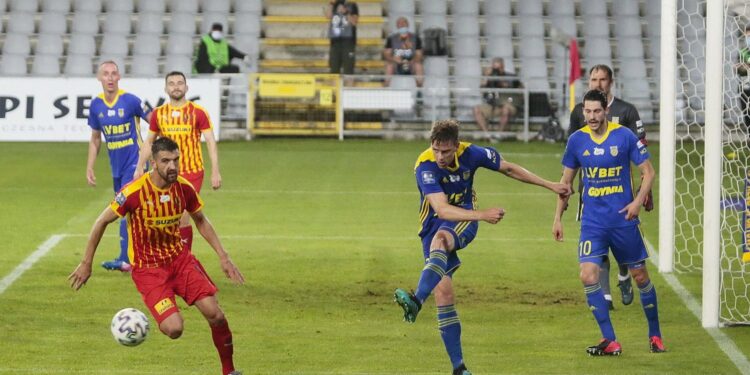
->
xmin=0 ymin=140 xmax=748 ymax=374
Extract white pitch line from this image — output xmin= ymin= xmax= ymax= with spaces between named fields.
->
xmin=0 ymin=234 xmax=65 ymax=296
xmin=645 ymin=238 xmax=750 ymax=375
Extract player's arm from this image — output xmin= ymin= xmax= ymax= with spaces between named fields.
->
xmin=68 ymin=206 xmax=119 ymax=290
xmin=497 ymin=160 xmax=572 ymax=196
xmin=134 ymin=131 xmax=158 ymax=179
xmin=190 ymin=209 xmax=245 ymax=284
xmin=619 ymin=159 xmax=655 ymax=220
xmin=202 ymin=129 xmax=222 ymax=190
xmin=86 ymin=130 xmax=102 ymax=186
xmin=553 ymin=167 xmax=577 ymax=241
xmin=425 ymin=192 xmax=504 ymax=224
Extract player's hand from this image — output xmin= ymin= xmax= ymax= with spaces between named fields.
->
xmin=211 ymin=170 xmax=222 ymax=190
xmin=481 ymin=207 xmax=505 ymax=224
xmin=68 ymin=261 xmax=93 ymax=290
xmin=86 ymin=168 xmax=96 ymax=187
xmin=552 ymin=220 xmax=564 ymax=241
xmin=220 ymin=257 xmax=245 ymax=285
xmin=618 ymin=201 xmax=642 ymax=221
xmin=133 ymin=168 xmax=145 ymax=180
xmin=550 ymin=182 xmax=572 ymax=198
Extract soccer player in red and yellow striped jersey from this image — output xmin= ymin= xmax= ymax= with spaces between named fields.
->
xmin=70 ymin=138 xmax=244 ymax=375
xmin=135 ymin=71 xmax=222 ymax=255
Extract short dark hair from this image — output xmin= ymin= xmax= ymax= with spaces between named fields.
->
xmin=165 ymin=71 xmax=186 ymax=84
xmin=430 ymin=119 xmax=460 ymax=144
xmin=583 ymin=89 xmax=608 ymax=110
xmin=152 ymin=137 xmax=179 ymax=157
xmin=211 ymin=22 xmax=223 ymax=31
xmin=588 ymin=64 xmax=613 ymax=80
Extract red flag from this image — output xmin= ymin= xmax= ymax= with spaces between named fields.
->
xmin=568 ymin=38 xmax=582 ymax=111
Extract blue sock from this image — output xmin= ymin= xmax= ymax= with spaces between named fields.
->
xmin=638 ymin=280 xmax=661 ymax=338
xmin=414 ymin=249 xmax=448 ymax=303
xmin=437 ymin=304 xmax=463 ymax=370
xmin=118 ymin=218 xmax=129 ymax=263
xmin=584 ymin=283 xmax=616 ymax=341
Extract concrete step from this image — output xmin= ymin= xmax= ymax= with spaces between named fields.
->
xmin=263 ymin=22 xmax=384 ymax=39
xmin=262 ymin=48 xmax=382 ymax=61
xmin=262 ymin=38 xmax=383 ymax=46
xmin=265 ymin=2 xmax=383 ymax=16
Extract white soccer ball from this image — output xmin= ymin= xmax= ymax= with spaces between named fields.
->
xmin=110 ymin=308 xmax=150 ymax=347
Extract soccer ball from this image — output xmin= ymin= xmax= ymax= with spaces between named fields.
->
xmin=110 ymin=308 xmax=150 ymax=346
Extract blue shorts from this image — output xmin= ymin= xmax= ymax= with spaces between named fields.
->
xmin=420 ymin=219 xmax=479 ymax=276
xmin=578 ymin=225 xmax=649 ymax=266
xmin=113 ymin=164 xmax=138 ymax=193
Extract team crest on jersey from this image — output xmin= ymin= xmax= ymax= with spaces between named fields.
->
xmin=610 ymin=146 xmax=618 ymax=156
xmin=115 ymin=192 xmax=126 ymax=205
xmin=463 ymin=171 xmax=471 ymax=180
xmin=593 ymin=147 xmax=604 ymax=156
xmin=583 ymin=150 xmax=591 ymax=156
xmin=421 ymin=171 xmax=436 ymax=184
xmin=118 ymin=108 xmax=124 ymax=118
xmin=159 ymin=194 xmax=171 ymax=203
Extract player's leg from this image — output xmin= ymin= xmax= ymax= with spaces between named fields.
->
xmin=434 ymin=277 xmax=471 ymax=375
xmin=599 ymin=256 xmax=614 ymax=310
xmin=195 ymin=296 xmax=238 ymax=375
xmin=616 ymin=262 xmax=634 ymax=306
xmin=132 ymin=265 xmax=183 ymax=338
xmin=101 ymin=174 xmax=132 ymax=272
xmin=159 ymin=312 xmax=185 ymax=339
xmin=473 ymin=104 xmax=492 ymax=137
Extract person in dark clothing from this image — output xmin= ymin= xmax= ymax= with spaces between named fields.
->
xmin=473 ymin=58 xmax=522 ymax=138
xmin=325 ymin=0 xmax=359 ymax=74
xmin=384 ymin=17 xmax=424 ymax=86
xmin=194 ymin=23 xmax=248 ymax=74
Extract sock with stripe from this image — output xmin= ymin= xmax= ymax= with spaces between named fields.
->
xmin=118 ymin=218 xmax=129 ymax=263
xmin=414 ymin=249 xmax=448 ymax=303
xmin=637 ymin=280 xmax=662 ymax=338
xmin=210 ymin=319 xmax=235 ymax=375
xmin=179 ymin=226 xmax=193 ymax=252
xmin=584 ymin=283 xmax=616 ymax=341
xmin=437 ymin=304 xmax=464 ymax=370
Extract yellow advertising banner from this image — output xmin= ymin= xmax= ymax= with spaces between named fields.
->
xmin=319 ymin=88 xmax=333 ymax=106
xmin=258 ymin=74 xmax=316 ymax=98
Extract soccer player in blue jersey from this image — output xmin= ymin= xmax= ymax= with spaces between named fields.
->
xmin=553 ymin=89 xmax=665 ymax=355
xmin=86 ymin=60 xmax=150 ymax=272
xmin=394 ymin=119 xmax=571 ymax=375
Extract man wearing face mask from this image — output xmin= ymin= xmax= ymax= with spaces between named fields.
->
xmin=325 ymin=0 xmax=359 ymax=74
xmin=194 ymin=23 xmax=248 ymax=74
xmin=384 ymin=17 xmax=424 ymax=87
xmin=736 ymin=25 xmax=750 ymax=132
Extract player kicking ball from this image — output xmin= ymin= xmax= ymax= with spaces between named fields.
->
xmin=70 ymin=137 xmax=245 ymax=375
xmin=394 ymin=119 xmax=571 ymax=374
xmin=553 ymin=89 xmax=665 ymax=355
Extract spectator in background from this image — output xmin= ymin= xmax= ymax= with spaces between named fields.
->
xmin=325 ymin=0 xmax=359 ymax=74
xmin=194 ymin=23 xmax=248 ymax=74
xmin=384 ymin=17 xmax=424 ymax=87
xmin=473 ymin=58 xmax=522 ymax=140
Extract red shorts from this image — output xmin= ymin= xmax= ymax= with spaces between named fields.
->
xmin=131 ymin=250 xmax=218 ymax=324
xmin=182 ymin=171 xmax=205 ymax=193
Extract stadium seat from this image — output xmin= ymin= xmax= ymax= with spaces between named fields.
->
xmin=451 ymin=15 xmax=480 ymax=36
xmin=38 ymin=13 xmax=68 ymax=34
xmin=99 ymin=34 xmax=130 ymax=57
xmin=165 ymin=34 xmax=194 ymax=56
xmin=96 ymin=55 xmax=125 ymax=70
xmin=519 ymin=58 xmax=548 ymax=82
xmin=583 ymin=37 xmax=612 ymax=62
xmin=614 ymin=16 xmax=642 ymax=38
xmin=164 ymin=54 xmax=193 ymax=74
xmin=132 ymin=33 xmax=162 ymax=55
xmin=136 ymin=13 xmax=164 ymax=34
xmin=484 ymin=15 xmax=512 ymax=36
xmin=68 ymin=34 xmax=96 ymax=56
xmin=519 ymin=38 xmax=545 ymax=59
xmin=105 ymin=0 xmax=133 ymax=13
xmin=64 ymin=54 xmax=94 ymax=76
xmin=170 ymin=0 xmax=198 ymax=14
xmin=581 ymin=0 xmax=607 ymax=17
xmin=74 ymin=0 xmax=101 ymax=13
xmin=483 ymin=0 xmax=511 ymax=16
xmin=424 ymin=56 xmax=449 ymax=76
xmin=420 ymin=13 xmax=447 ymax=31
xmin=389 ymin=75 xmax=417 ymax=117
xmin=419 ymin=0 xmax=446 ymax=15
xmin=619 ymin=57 xmax=648 ymax=79
xmin=582 ymin=18 xmax=610 ymax=39
xmin=453 ymin=58 xmax=482 ymax=89
xmin=0 ymin=0 xmax=6 ymax=12
xmin=549 ymin=0 xmax=575 ymax=16
xmin=9 ymin=0 xmax=37 ymax=13
xmin=168 ymin=12 xmax=197 ymax=35
xmin=202 ymin=0 xmax=230 ymax=13
xmin=423 ymin=76 xmax=451 ymax=120
xmin=233 ymin=0 xmax=261 ymax=14
xmin=612 ymin=0 xmax=640 ymax=17
xmin=201 ymin=11 xmax=230 ymax=34
xmin=233 ymin=11 xmax=262 ymax=36
xmin=388 ymin=0 xmax=414 ymax=15
xmin=645 ymin=0 xmax=661 ymax=17
xmin=31 ymin=54 xmax=60 ymax=76
xmin=71 ymin=12 xmax=100 ymax=34
xmin=7 ymin=14 xmax=35 ymax=34
xmin=103 ymin=11 xmax=133 ymax=34
xmin=452 ymin=36 xmax=481 ymax=58
xmin=0 ymin=54 xmax=27 ymax=75
xmin=518 ymin=17 xmax=544 ymax=38
xmin=41 ymin=0 xmax=69 ymax=13
xmin=35 ymin=33 xmax=64 ymax=56
xmin=137 ymin=0 xmax=164 ymax=13
xmin=451 ymin=0 xmax=478 ymax=15
xmin=517 ymin=0 xmax=543 ymax=16
xmin=2 ymin=34 xmax=30 ymax=55
xmin=130 ymin=54 xmax=159 ymax=76
xmin=485 ymin=37 xmax=514 ymax=65
xmin=233 ymin=36 xmax=260 ymax=60
xmin=550 ymin=16 xmax=577 ymax=39
xmin=617 ymin=38 xmax=645 ymax=59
